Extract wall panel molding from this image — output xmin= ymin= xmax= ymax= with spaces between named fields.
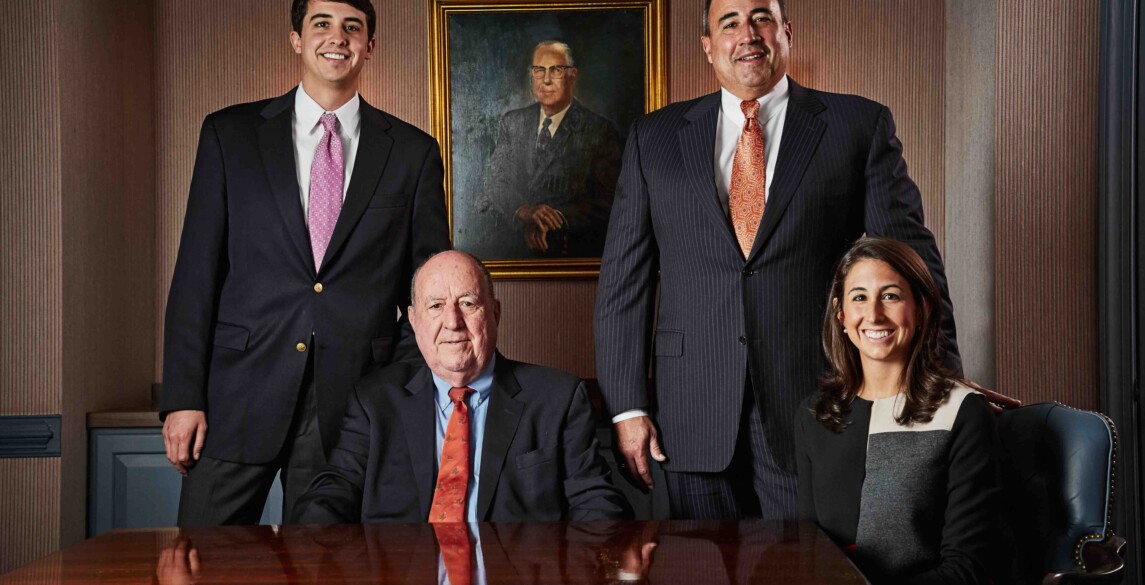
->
xmin=0 ymin=416 xmax=61 ymax=458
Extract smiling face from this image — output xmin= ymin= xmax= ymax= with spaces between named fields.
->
xmin=701 ymin=0 xmax=791 ymax=101
xmin=531 ymin=44 xmax=577 ymax=116
xmin=837 ymin=258 xmax=920 ymax=375
xmin=289 ymin=1 xmax=375 ymax=95
xmin=409 ymin=252 xmax=501 ymax=387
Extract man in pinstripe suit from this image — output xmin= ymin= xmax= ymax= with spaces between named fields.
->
xmin=594 ymin=0 xmax=961 ymax=519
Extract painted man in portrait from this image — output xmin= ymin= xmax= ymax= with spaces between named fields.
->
xmin=477 ymin=40 xmax=622 ymax=258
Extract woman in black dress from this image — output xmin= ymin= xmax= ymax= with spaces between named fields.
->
xmin=795 ymin=237 xmax=1000 ymax=584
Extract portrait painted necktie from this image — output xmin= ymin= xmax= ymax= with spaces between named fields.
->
xmin=430 ymin=387 xmax=474 ymax=523
xmin=536 ymin=117 xmax=553 ymax=155
xmin=433 ymin=522 xmax=473 ymax=585
xmin=308 ymin=112 xmax=344 ymax=271
xmin=728 ymin=100 xmax=766 ymax=258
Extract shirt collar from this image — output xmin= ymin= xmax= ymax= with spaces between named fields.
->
xmin=431 ymin=354 xmax=496 ymax=410
xmin=294 ymin=83 xmax=362 ymax=137
xmin=719 ymin=75 xmax=790 ymax=127
xmin=538 ymin=101 xmax=573 ymax=130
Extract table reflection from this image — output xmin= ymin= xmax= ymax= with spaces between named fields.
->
xmin=146 ymin=520 xmax=862 ymax=585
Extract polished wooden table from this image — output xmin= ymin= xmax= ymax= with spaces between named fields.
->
xmin=0 ymin=520 xmax=868 ymax=584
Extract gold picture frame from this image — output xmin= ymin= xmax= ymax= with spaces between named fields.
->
xmin=428 ymin=0 xmax=667 ymax=278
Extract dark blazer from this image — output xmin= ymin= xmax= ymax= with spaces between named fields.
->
xmin=292 ymin=356 xmax=632 ymax=523
xmin=594 ymin=78 xmax=960 ymax=473
xmin=479 ymin=98 xmax=622 ymax=257
xmin=160 ymin=88 xmax=450 ymax=463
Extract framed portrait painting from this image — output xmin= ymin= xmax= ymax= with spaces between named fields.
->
xmin=429 ymin=0 xmax=666 ymax=278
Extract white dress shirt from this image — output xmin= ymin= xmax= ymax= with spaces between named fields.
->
xmin=536 ymin=102 xmax=572 ymax=136
xmin=292 ymin=84 xmax=362 ymax=222
xmin=610 ymin=77 xmax=790 ymax=425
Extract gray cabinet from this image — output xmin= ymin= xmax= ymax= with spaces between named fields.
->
xmin=87 ymin=426 xmax=282 ymax=537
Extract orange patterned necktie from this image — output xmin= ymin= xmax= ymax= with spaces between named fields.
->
xmin=430 ymin=387 xmax=474 ymax=523
xmin=433 ymin=522 xmax=473 ymax=585
xmin=728 ymin=99 xmax=766 ymax=258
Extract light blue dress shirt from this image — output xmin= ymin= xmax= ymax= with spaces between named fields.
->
xmin=431 ymin=356 xmax=495 ymax=522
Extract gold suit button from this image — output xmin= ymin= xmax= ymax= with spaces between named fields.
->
xmin=313 ymin=283 xmax=323 ymax=293
xmin=296 ymin=342 xmax=307 ymax=352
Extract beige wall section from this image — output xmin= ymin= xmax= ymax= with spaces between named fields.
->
xmin=787 ymin=0 xmax=946 ymax=254
xmin=944 ymin=0 xmax=997 ymax=388
xmin=0 ymin=0 xmax=64 ymax=571
xmin=0 ymin=459 xmax=61 ymax=574
xmin=994 ymin=1 xmax=1098 ymax=408
xmin=0 ymin=0 xmax=62 ymax=415
xmin=57 ymin=0 xmax=157 ymax=546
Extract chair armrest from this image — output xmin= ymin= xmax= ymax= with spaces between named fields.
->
xmin=1042 ymin=535 xmax=1127 ymax=584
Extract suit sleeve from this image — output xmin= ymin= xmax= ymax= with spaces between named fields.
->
xmin=159 ymin=116 xmax=228 ymax=417
xmin=291 ymin=383 xmax=373 ymax=524
xmin=391 ymin=136 xmax=451 ymax=364
xmin=862 ymin=106 xmax=962 ymax=375
xmin=593 ymin=121 xmax=660 ymax=417
xmin=794 ymin=406 xmax=818 ymax=523
xmin=905 ymin=394 xmax=1000 ymax=585
xmin=480 ymin=113 xmax=523 ymax=222
xmin=561 ymin=381 xmax=634 ymax=520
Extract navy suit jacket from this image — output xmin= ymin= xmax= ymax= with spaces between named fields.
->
xmin=160 ymin=88 xmax=450 ymax=463
xmin=292 ymin=356 xmax=632 ymax=523
xmin=594 ymin=78 xmax=960 ymax=473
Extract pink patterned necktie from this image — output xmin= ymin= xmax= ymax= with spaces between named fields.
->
xmin=308 ymin=112 xmax=344 ymax=271
xmin=729 ymin=100 xmax=766 ymax=258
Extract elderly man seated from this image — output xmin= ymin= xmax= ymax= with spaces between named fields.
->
xmin=292 ymin=250 xmax=631 ymax=523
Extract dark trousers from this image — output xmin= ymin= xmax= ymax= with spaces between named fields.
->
xmin=177 ymin=359 xmax=326 ymax=526
xmin=663 ymin=382 xmax=797 ymax=520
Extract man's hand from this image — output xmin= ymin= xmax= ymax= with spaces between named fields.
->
xmin=613 ymin=416 xmax=667 ymax=492
xmin=156 ymin=536 xmax=200 ymax=585
xmin=516 ymin=204 xmax=564 ymax=251
xmin=963 ymin=379 xmax=1022 ymax=412
xmin=163 ymin=410 xmax=207 ymax=476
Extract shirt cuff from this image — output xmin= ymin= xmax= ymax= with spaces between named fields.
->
xmin=611 ymin=409 xmax=648 ymax=424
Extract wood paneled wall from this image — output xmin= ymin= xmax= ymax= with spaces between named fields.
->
xmin=0 ymin=0 xmax=62 ymax=417
xmin=0 ymin=0 xmax=63 ymax=573
xmin=788 ymin=0 xmax=946 ymax=252
xmin=56 ymin=0 xmax=158 ymax=546
xmin=994 ymin=1 xmax=1098 ymax=408
xmin=0 ymin=460 xmax=60 ymax=574
xmin=0 ymin=0 xmax=158 ymax=567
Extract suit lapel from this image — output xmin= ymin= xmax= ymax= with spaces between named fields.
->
xmin=475 ymin=357 xmax=523 ymax=520
xmin=748 ymin=79 xmax=826 ymax=260
xmin=319 ymin=99 xmax=394 ymax=272
xmin=258 ymin=89 xmax=314 ymax=272
xmin=400 ymin=367 xmax=437 ymax=520
xmin=678 ymin=92 xmax=741 ymax=255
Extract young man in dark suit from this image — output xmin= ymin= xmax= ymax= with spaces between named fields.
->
xmin=160 ymin=0 xmax=450 ymax=525
xmin=293 ymin=251 xmax=631 ymax=523
xmin=595 ymin=0 xmax=963 ymax=520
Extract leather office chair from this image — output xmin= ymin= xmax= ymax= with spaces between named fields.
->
xmin=996 ymin=402 xmax=1126 ymax=584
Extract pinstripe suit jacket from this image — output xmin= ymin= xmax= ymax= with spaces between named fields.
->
xmin=594 ymin=78 xmax=959 ymax=473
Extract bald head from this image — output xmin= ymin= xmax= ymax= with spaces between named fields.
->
xmin=408 ymin=251 xmax=501 ymax=386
